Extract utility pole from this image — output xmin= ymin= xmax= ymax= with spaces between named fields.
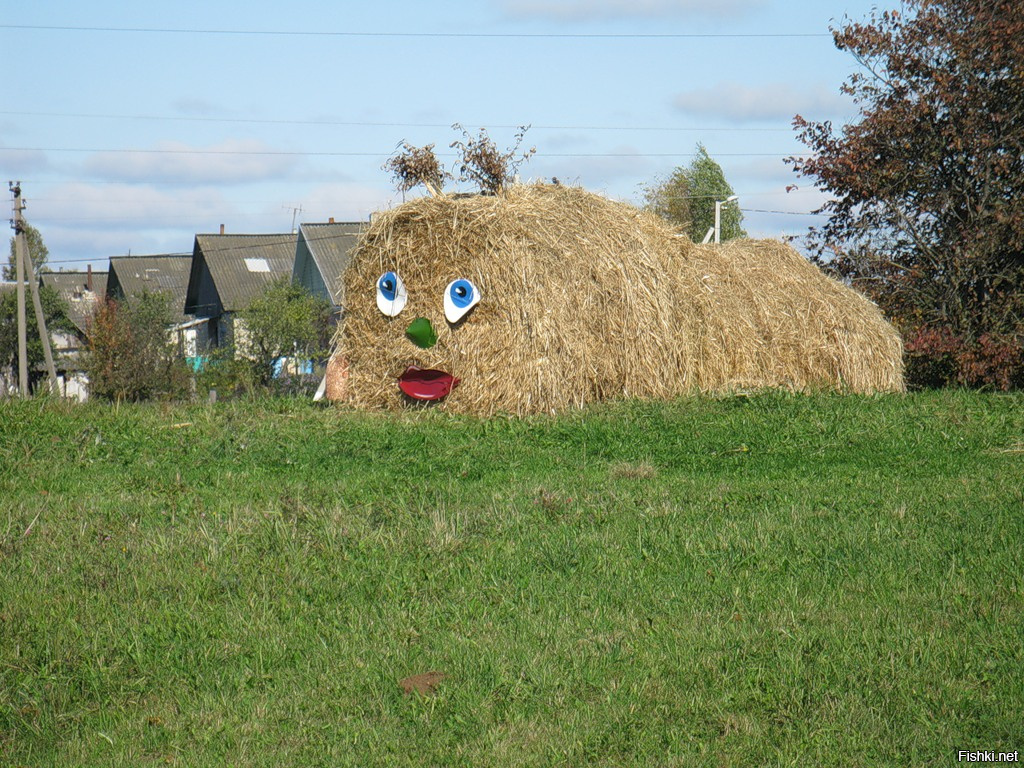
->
xmin=713 ymin=195 xmax=739 ymax=244
xmin=11 ymin=182 xmax=59 ymax=396
xmin=12 ymin=182 xmax=28 ymax=396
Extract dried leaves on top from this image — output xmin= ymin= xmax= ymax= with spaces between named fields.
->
xmin=331 ymin=184 xmax=904 ymax=416
xmin=383 ymin=143 xmax=448 ymax=196
xmin=449 ymin=124 xmax=536 ymax=196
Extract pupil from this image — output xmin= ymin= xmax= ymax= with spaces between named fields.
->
xmin=383 ymin=280 xmax=393 ymax=291
xmin=456 ymin=286 xmax=466 ymax=297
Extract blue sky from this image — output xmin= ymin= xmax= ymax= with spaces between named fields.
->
xmin=1 ymin=0 xmax=886 ymax=272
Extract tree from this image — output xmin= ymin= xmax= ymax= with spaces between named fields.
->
xmin=0 ymin=284 xmax=72 ymax=390
xmin=641 ymin=166 xmax=692 ymax=233
xmin=644 ymin=144 xmax=746 ymax=242
xmin=788 ymin=0 xmax=1024 ymax=345
xmin=238 ymin=278 xmax=332 ymax=387
xmin=5 ymin=221 xmax=50 ymax=280
xmin=86 ymin=292 xmax=189 ymax=401
xmin=685 ymin=144 xmax=746 ymax=243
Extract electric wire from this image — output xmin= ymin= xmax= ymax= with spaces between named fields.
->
xmin=0 ymin=110 xmax=795 ymax=133
xmin=0 ymin=24 xmax=831 ymax=39
xmin=4 ymin=146 xmax=804 ymax=158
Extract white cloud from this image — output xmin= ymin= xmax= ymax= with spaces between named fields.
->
xmin=30 ymin=182 xmax=243 ymax=268
xmin=39 ymin=183 xmax=234 ymax=229
xmin=83 ymin=139 xmax=301 ymax=185
xmin=0 ymin=145 xmax=52 ymax=176
xmin=33 ymin=180 xmax=400 ymax=268
xmin=502 ymin=0 xmax=765 ymax=21
xmin=674 ymin=82 xmax=851 ymax=123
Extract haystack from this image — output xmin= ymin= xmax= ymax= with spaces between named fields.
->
xmin=329 ymin=184 xmax=903 ymax=415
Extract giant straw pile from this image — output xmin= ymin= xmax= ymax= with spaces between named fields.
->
xmin=331 ymin=184 xmax=903 ymax=415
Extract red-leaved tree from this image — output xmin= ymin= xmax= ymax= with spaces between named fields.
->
xmin=789 ymin=1 xmax=1024 ymax=386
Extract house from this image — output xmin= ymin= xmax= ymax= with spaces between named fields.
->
xmin=38 ymin=268 xmax=108 ymax=400
xmin=107 ymin=253 xmax=193 ymax=322
xmin=183 ymin=232 xmax=296 ymax=353
xmin=107 ymin=253 xmax=198 ymax=361
xmin=292 ymin=221 xmax=367 ymax=315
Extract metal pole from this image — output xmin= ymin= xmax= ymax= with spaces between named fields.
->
xmin=12 ymin=183 xmax=28 ymax=396
xmin=714 ymin=201 xmax=722 ymax=244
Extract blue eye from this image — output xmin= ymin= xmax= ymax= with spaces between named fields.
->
xmin=443 ymin=278 xmax=480 ymax=323
xmin=376 ymin=271 xmax=408 ymax=317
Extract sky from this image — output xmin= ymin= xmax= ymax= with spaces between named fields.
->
xmin=1 ymin=0 xmax=889 ymax=273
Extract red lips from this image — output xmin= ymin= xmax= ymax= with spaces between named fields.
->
xmin=398 ymin=366 xmax=460 ymax=401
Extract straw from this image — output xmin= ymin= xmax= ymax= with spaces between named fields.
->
xmin=330 ymin=184 xmax=904 ymax=415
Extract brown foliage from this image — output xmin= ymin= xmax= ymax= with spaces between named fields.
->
xmin=789 ymin=0 xmax=1024 ymax=355
xmin=449 ymin=124 xmax=535 ymax=195
xmin=86 ymin=295 xmax=189 ymax=401
xmin=383 ymin=143 xmax=448 ymax=196
xmin=904 ymin=326 xmax=1024 ymax=390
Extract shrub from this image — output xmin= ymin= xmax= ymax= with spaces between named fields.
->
xmin=86 ymin=293 xmax=191 ymax=401
xmin=194 ymin=344 xmax=259 ymax=399
xmin=957 ymin=334 xmax=1024 ymax=391
xmin=237 ymin=278 xmax=332 ymax=388
xmin=904 ymin=326 xmax=1024 ymax=391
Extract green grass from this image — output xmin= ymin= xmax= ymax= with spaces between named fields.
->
xmin=1 ymin=392 xmax=1022 ymax=767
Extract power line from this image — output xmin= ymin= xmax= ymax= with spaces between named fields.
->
xmin=3 ymin=146 xmax=806 ymax=159
xmin=25 ymin=207 xmax=825 ymax=229
xmin=741 ymin=207 xmax=823 ymax=215
xmin=0 ymin=23 xmax=830 ymax=39
xmin=0 ymin=110 xmax=794 ymax=133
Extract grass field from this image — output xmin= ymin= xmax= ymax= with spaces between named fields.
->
xmin=1 ymin=392 xmax=1022 ymax=766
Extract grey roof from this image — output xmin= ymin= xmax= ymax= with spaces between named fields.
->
xmin=293 ymin=222 xmax=366 ymax=306
xmin=185 ymin=233 xmax=296 ymax=315
xmin=40 ymin=271 xmax=109 ymax=335
xmin=107 ymin=254 xmax=192 ymax=323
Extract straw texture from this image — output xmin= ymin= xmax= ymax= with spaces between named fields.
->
xmin=330 ymin=184 xmax=903 ymax=415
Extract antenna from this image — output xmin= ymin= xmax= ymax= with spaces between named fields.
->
xmin=283 ymin=204 xmax=304 ymax=234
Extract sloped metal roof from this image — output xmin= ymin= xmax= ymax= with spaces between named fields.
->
xmin=40 ymin=271 xmax=109 ymax=335
xmin=187 ymin=233 xmax=296 ymax=314
xmin=294 ymin=222 xmax=366 ymax=306
xmin=107 ymin=254 xmax=192 ymax=323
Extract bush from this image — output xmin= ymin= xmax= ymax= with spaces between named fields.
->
xmin=194 ymin=345 xmax=323 ymax=400
xmin=904 ymin=326 xmax=1024 ymax=391
xmin=194 ymin=345 xmax=258 ymax=399
xmin=957 ymin=334 xmax=1024 ymax=391
xmin=238 ymin=278 xmax=332 ymax=388
xmin=86 ymin=293 xmax=192 ymax=401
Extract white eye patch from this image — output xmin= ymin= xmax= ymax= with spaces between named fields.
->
xmin=443 ymin=278 xmax=481 ymax=323
xmin=376 ymin=271 xmax=408 ymax=317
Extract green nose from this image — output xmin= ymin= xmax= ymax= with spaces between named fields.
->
xmin=406 ymin=317 xmax=437 ymax=349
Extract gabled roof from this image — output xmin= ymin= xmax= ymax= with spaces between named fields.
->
xmin=293 ymin=222 xmax=366 ymax=307
xmin=107 ymin=254 xmax=192 ymax=323
xmin=185 ymin=233 xmax=296 ymax=315
xmin=40 ymin=271 xmax=109 ymax=335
